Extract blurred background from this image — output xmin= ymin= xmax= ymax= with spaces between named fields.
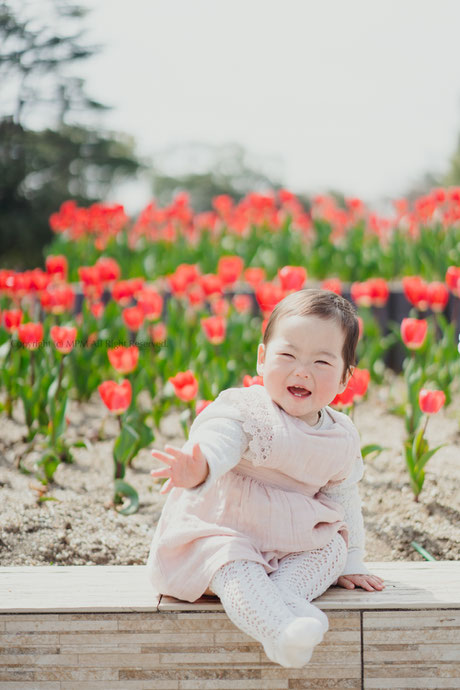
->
xmin=1 ymin=0 xmax=460 ymax=269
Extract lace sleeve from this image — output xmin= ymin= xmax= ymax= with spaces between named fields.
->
xmin=223 ymin=387 xmax=274 ymax=465
xmin=320 ymin=455 xmax=369 ymax=575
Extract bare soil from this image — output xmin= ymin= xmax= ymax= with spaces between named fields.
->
xmin=1 ymin=377 xmax=459 ymax=567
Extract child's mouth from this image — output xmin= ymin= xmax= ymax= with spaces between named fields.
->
xmin=287 ymin=386 xmax=311 ymax=398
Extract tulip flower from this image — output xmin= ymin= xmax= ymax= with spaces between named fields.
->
xmin=90 ymin=301 xmax=105 ymax=319
xmin=40 ymin=285 xmax=75 ymax=314
xmin=232 ymin=294 xmax=253 ymax=314
xmin=367 ymin=278 xmax=389 ymax=307
xmin=419 ymin=389 xmax=446 ymax=415
xmin=108 ymin=345 xmax=139 ymax=374
xmin=217 ymin=255 xmax=244 ymax=285
xmin=201 ymin=316 xmax=226 ymax=345
xmin=122 ymin=305 xmax=144 ymax=331
xmin=137 ymin=288 xmax=163 ymax=320
xmin=18 ymin=322 xmax=44 ymax=350
xmin=196 ymin=399 xmax=213 ymax=415
xmin=95 ymin=257 xmax=121 ymax=283
xmin=278 ymin=266 xmax=307 ymax=292
xmin=347 ymin=368 xmax=371 ymax=401
xmin=45 ymin=255 xmax=68 ymax=282
xmin=255 ymin=282 xmax=284 ymax=317
xmin=50 ymin=326 xmax=77 ymax=354
xmin=200 ymin=273 xmax=224 ymax=297
xmin=210 ymin=298 xmax=230 ymax=317
xmin=426 ymin=282 xmax=449 ymax=312
xmin=98 ymin=380 xmax=132 ymax=414
xmin=402 ymin=276 xmax=429 ymax=310
xmin=400 ymin=318 xmax=428 ymax=349
xmin=243 ymin=375 xmax=264 ymax=387
xmin=2 ymin=309 xmax=23 ymax=332
xmin=445 ymin=266 xmax=460 ymax=297
xmin=187 ymin=284 xmax=206 ymax=308
xmin=321 ymin=278 xmax=342 ymax=295
xmin=169 ymin=370 xmax=198 ymax=402
xmin=150 ymin=322 xmax=167 ymax=344
xmin=244 ymin=267 xmax=266 ymax=287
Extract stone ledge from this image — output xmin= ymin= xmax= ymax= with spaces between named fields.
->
xmin=1 ymin=562 xmax=459 ymax=689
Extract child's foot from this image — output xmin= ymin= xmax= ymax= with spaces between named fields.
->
xmin=264 ymin=616 xmax=324 ymax=668
xmin=285 ymin=598 xmax=329 ymax=634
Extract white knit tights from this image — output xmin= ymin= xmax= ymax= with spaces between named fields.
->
xmin=209 ymin=533 xmax=347 ymax=668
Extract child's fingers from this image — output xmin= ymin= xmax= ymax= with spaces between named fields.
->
xmin=150 ymin=468 xmax=171 ymax=478
xmin=151 ymin=450 xmax=177 ymax=465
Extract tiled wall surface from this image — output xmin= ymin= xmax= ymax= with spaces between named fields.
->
xmin=0 ymin=610 xmax=360 ymax=689
xmin=1 ymin=608 xmax=460 ymax=688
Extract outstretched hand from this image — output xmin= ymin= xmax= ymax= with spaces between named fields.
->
xmin=151 ymin=443 xmax=209 ymax=494
xmin=336 ymin=573 xmax=385 ymax=591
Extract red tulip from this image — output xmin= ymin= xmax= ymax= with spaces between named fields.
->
xmin=169 ymin=370 xmax=198 ymax=401
xmin=402 ymin=276 xmax=429 ymax=310
xmin=232 ymin=294 xmax=253 ymax=314
xmin=40 ymin=285 xmax=75 ymax=314
xmin=200 ymin=273 xmax=224 ymax=297
xmin=50 ymin=325 xmax=77 ymax=354
xmin=90 ymin=301 xmax=105 ymax=319
xmin=419 ymin=389 xmax=446 ymax=415
xmin=150 ymin=322 xmax=167 ymax=344
xmin=108 ymin=345 xmax=139 ymax=374
xmin=217 ymin=255 xmax=244 ymax=285
xmin=201 ymin=316 xmax=226 ymax=344
xmin=112 ymin=278 xmax=144 ymax=305
xmin=95 ymin=257 xmax=121 ymax=283
xmin=98 ymin=379 xmax=132 ymax=414
xmin=347 ymin=368 xmax=370 ymax=401
xmin=278 ymin=266 xmax=307 ymax=292
xmin=244 ymin=267 xmax=266 ymax=287
xmin=137 ymin=288 xmax=163 ymax=320
xmin=400 ymin=318 xmax=428 ymax=349
xmin=122 ymin=306 xmax=144 ymax=331
xmin=445 ymin=266 xmax=460 ymax=297
xmin=350 ymin=281 xmax=372 ymax=307
xmin=255 ymin=282 xmax=284 ymax=317
xmin=243 ymin=375 xmax=264 ymax=387
xmin=196 ymin=399 xmax=213 ymax=415
xmin=331 ymin=384 xmax=355 ymax=409
xmin=187 ymin=284 xmax=206 ymax=307
xmin=18 ymin=322 xmax=44 ymax=350
xmin=2 ymin=309 xmax=23 ymax=332
xmin=368 ymin=278 xmax=389 ymax=307
xmin=321 ymin=278 xmax=342 ymax=295
xmin=45 ymin=255 xmax=68 ymax=282
xmin=427 ymin=282 xmax=449 ymax=312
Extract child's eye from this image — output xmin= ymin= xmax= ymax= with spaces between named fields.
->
xmin=316 ymin=360 xmax=330 ymax=365
xmin=281 ymin=352 xmax=294 ymax=358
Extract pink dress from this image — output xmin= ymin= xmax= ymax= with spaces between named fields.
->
xmin=147 ymin=385 xmax=360 ymax=602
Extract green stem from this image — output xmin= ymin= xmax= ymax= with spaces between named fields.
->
xmin=55 ymin=356 xmax=65 ymax=400
xmin=30 ymin=350 xmax=35 ymax=387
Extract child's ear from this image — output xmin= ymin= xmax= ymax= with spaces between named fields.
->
xmin=256 ymin=343 xmax=265 ymax=377
xmin=338 ymin=365 xmax=354 ymax=393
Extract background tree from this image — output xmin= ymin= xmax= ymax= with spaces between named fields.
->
xmin=0 ymin=0 xmax=143 ymax=269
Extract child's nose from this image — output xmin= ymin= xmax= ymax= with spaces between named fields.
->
xmin=295 ymin=362 xmax=310 ymax=377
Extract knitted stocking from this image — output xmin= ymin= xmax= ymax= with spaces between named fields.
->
xmin=209 ymin=559 xmax=324 ymax=668
xmin=269 ymin=532 xmax=348 ymax=634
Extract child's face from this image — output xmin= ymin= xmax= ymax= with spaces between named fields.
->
xmin=257 ymin=314 xmax=350 ymax=425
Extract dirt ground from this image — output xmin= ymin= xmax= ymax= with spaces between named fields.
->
xmin=1 ymin=377 xmax=459 ymax=567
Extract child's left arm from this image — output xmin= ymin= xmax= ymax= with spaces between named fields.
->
xmin=320 ymin=454 xmax=384 ymax=592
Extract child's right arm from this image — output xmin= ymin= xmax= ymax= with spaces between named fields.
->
xmin=151 ymin=416 xmax=248 ymax=495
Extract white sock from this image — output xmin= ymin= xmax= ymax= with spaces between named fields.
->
xmin=269 ymin=532 xmax=348 ymax=635
xmin=209 ymin=559 xmax=323 ymax=668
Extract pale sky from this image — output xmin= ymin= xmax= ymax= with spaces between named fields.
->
xmin=78 ymin=0 xmax=460 ymax=212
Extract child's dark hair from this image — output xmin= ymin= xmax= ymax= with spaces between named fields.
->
xmin=262 ymin=288 xmax=359 ymax=381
